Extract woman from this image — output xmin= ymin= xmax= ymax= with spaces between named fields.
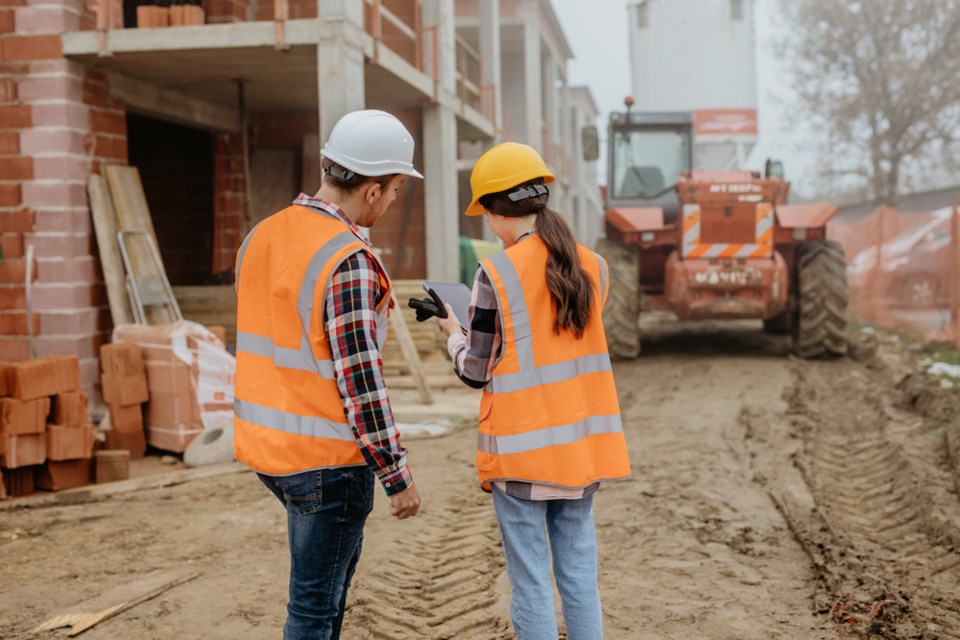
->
xmin=436 ymin=142 xmax=631 ymax=639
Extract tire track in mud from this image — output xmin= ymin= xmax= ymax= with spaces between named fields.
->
xmin=345 ymin=480 xmax=511 ymax=639
xmin=743 ymin=353 xmax=960 ymax=639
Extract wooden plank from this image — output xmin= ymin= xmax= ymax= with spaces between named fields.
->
xmin=87 ymin=175 xmax=133 ymax=327
xmin=104 ymin=165 xmax=178 ymax=325
xmin=387 ymin=291 xmax=433 ymax=404
xmin=32 ymin=569 xmax=199 ymax=635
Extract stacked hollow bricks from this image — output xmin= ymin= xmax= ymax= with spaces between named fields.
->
xmin=0 ymin=355 xmax=97 ymax=497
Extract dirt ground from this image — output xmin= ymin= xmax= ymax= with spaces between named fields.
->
xmin=3 ymin=316 xmax=960 ymax=639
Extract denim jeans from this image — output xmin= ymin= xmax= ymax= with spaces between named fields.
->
xmin=258 ymin=465 xmax=375 ymax=640
xmin=491 ymin=485 xmax=603 ymax=640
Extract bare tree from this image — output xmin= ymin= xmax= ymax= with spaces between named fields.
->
xmin=779 ymin=0 xmax=960 ymax=205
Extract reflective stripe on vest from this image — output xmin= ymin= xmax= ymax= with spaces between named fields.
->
xmin=234 ymin=397 xmax=354 ymax=441
xmin=484 ymin=250 xmax=614 ymax=394
xmin=477 ymin=413 xmax=622 ymax=455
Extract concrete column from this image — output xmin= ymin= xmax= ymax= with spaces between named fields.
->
xmin=317 ymin=0 xmax=366 ymax=141
xmin=522 ymin=20 xmax=542 ymax=149
xmin=478 ymin=0 xmax=502 ymax=135
xmin=422 ymin=0 xmax=460 ymax=281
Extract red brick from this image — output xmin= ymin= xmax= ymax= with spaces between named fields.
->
xmin=0 ymin=396 xmax=49 ymax=434
xmin=30 ymin=283 xmax=102 ymax=310
xmin=0 ymin=209 xmax=31 ymax=232
xmin=31 ymin=102 xmax=89 ymax=128
xmin=0 ymin=77 xmax=16 ymax=103
xmin=0 ymin=286 xmax=25 ymax=310
xmin=0 ymin=156 xmax=32 ymax=180
xmin=0 ymin=104 xmax=30 ymax=128
xmin=1 ymin=35 xmax=63 ymax=61
xmin=9 ymin=355 xmax=78 ymax=398
xmin=16 ymin=75 xmax=83 ymax=102
xmin=15 ymin=6 xmax=81 ymax=34
xmin=103 ymin=427 xmax=144 ymax=460
xmin=0 ymin=9 xmax=15 ymax=33
xmin=21 ymin=182 xmax=87 ymax=208
xmin=0 ymin=311 xmax=38 ymax=335
xmin=0 ymin=0 xmax=27 ymax=8
xmin=51 ymin=390 xmax=88 ymax=427
xmin=0 ymin=258 xmax=31 ymax=284
xmin=46 ymin=423 xmax=95 ymax=461
xmin=0 ymin=131 xmax=18 ymax=155
xmin=108 ymin=402 xmax=142 ymax=433
xmin=92 ymin=134 xmax=126 ymax=160
xmin=36 ymin=257 xmax=96 ymax=283
xmin=36 ymin=457 xmax=93 ymax=490
xmin=0 ymin=337 xmax=29 ymax=361
xmin=81 ymin=78 xmax=109 ymax=108
xmin=1 ymin=431 xmax=45 ymax=468
xmin=89 ymin=109 xmax=125 ymax=135
xmin=39 ymin=309 xmax=101 ymax=335
xmin=101 ymin=344 xmax=148 ymax=406
xmin=0 ymin=184 xmax=22 ymax=207
xmin=0 ymin=233 xmax=24 ymax=259
xmin=33 ymin=209 xmax=91 ymax=233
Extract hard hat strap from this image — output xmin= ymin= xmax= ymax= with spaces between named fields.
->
xmin=508 ymin=184 xmax=549 ymax=202
xmin=324 ymin=164 xmax=356 ymax=181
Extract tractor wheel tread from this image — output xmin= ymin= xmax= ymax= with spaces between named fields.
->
xmin=795 ymin=240 xmax=848 ymax=358
xmin=595 ymin=238 xmax=641 ymax=359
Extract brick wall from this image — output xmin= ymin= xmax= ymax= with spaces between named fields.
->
xmin=212 ymin=133 xmax=246 ymax=278
xmin=1 ymin=0 xmax=126 ymax=396
xmin=206 ymin=0 xmax=250 ymax=24
xmin=253 ymin=0 xmax=317 ymax=21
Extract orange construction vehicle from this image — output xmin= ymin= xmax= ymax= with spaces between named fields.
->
xmin=594 ymin=107 xmax=847 ymax=358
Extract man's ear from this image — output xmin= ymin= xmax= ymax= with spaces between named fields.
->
xmin=363 ymin=181 xmax=383 ymax=205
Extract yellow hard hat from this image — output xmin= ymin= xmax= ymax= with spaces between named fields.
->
xmin=465 ymin=142 xmax=556 ymax=216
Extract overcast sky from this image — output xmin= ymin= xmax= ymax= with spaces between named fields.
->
xmin=551 ymin=0 xmax=816 ymax=194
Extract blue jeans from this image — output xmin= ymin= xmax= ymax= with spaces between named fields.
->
xmin=491 ymin=485 xmax=603 ymax=640
xmin=258 ymin=466 xmax=375 ymax=640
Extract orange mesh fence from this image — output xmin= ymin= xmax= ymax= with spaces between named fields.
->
xmin=828 ymin=204 xmax=960 ymax=345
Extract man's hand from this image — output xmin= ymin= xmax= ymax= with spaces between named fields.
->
xmin=389 ymin=483 xmax=421 ymax=520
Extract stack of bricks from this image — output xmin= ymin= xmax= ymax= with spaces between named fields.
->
xmin=0 ymin=355 xmax=95 ymax=497
xmin=100 ymin=343 xmax=149 ymax=459
xmin=1 ymin=1 xmax=126 ymax=398
xmin=205 ymin=0 xmax=249 ymax=23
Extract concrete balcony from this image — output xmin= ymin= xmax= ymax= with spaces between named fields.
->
xmin=61 ymin=0 xmax=495 ymax=140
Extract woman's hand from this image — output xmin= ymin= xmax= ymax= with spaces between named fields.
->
xmin=438 ymin=304 xmax=461 ymax=337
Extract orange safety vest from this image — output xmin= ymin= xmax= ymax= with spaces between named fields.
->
xmin=233 ymin=204 xmax=391 ymax=476
xmin=477 ymin=235 xmax=631 ymax=491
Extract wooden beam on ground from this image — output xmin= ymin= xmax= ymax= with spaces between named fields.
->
xmin=32 ymin=569 xmax=199 ymax=636
xmin=106 ymin=70 xmax=241 ymax=133
xmin=87 ymin=174 xmax=133 ymax=327
xmin=0 ymin=462 xmax=248 ymax=511
xmin=388 ymin=291 xmax=433 ymax=405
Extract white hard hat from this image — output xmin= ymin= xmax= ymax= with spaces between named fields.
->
xmin=321 ymin=109 xmax=423 ymax=179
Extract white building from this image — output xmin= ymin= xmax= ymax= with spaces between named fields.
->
xmin=627 ymin=0 xmax=758 ymax=170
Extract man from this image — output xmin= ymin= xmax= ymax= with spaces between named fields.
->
xmin=233 ymin=109 xmax=423 ymax=639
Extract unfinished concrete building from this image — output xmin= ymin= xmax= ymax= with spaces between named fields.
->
xmin=0 ymin=0 xmax=600 ymax=397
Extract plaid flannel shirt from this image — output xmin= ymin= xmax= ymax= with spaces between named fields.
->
xmin=293 ymin=194 xmax=412 ymax=496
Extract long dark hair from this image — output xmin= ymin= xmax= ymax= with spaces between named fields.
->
xmin=480 ymin=179 xmax=595 ymax=337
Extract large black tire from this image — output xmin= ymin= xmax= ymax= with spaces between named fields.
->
xmin=795 ymin=240 xmax=848 ymax=358
xmin=595 ymin=238 xmax=641 ymax=359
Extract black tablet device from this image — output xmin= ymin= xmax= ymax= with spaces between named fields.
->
xmin=421 ymin=280 xmax=472 ymax=330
